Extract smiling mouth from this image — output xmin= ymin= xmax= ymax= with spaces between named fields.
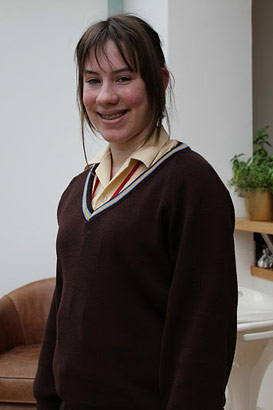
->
xmin=99 ymin=110 xmax=128 ymax=120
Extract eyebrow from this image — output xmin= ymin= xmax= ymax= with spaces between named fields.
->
xmin=84 ymin=67 xmax=133 ymax=76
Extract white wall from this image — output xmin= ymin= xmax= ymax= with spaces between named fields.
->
xmin=0 ymin=0 xmax=259 ymax=294
xmin=168 ymin=4 xmax=273 ymax=408
xmin=1 ymin=0 xmax=253 ymax=294
xmin=168 ymin=0 xmax=254 ymax=288
xmin=0 ymin=0 xmax=107 ymax=296
xmin=124 ymin=0 xmax=168 ymax=60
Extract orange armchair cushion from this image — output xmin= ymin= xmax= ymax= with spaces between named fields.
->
xmin=0 ymin=344 xmax=40 ymax=404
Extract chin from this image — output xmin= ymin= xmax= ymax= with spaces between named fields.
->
xmin=100 ymin=132 xmax=129 ymax=144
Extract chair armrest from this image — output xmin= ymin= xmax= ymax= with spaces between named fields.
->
xmin=0 ymin=295 xmax=25 ymax=354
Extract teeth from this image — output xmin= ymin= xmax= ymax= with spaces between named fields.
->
xmin=101 ymin=111 xmax=125 ymax=120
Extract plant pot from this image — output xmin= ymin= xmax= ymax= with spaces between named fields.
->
xmin=244 ymin=189 xmax=273 ymax=221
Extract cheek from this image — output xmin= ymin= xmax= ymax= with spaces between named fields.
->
xmin=124 ymin=87 xmax=149 ymax=109
xmin=82 ymin=88 xmax=96 ymax=109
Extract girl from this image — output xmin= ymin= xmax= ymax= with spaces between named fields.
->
xmin=34 ymin=14 xmax=237 ymax=410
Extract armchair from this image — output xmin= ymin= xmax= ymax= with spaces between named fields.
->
xmin=0 ymin=278 xmax=55 ymax=409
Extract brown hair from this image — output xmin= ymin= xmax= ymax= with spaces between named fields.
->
xmin=75 ymin=13 xmax=172 ymax=162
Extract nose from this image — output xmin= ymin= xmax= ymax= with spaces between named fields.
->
xmin=96 ymin=82 xmax=118 ymax=106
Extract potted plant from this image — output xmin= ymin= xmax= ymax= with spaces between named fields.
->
xmin=229 ymin=126 xmax=273 ymax=221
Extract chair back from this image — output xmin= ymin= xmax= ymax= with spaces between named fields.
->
xmin=1 ymin=278 xmax=55 ymax=347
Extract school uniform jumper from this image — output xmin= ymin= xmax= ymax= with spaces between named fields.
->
xmin=33 ymin=143 xmax=237 ymax=410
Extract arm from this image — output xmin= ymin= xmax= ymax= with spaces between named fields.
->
xmin=160 ymin=157 xmax=237 ymax=409
xmin=33 ymin=266 xmax=63 ymax=410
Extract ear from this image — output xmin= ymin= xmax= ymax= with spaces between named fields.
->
xmin=161 ymin=67 xmax=169 ymax=90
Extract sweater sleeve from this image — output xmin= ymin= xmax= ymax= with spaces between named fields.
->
xmin=33 ymin=265 xmax=63 ymax=409
xmin=159 ymin=157 xmax=237 ymax=410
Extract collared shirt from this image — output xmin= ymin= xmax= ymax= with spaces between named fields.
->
xmin=88 ymin=127 xmax=178 ymax=210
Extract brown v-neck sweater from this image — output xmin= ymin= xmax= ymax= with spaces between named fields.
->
xmin=34 ymin=144 xmax=237 ymax=410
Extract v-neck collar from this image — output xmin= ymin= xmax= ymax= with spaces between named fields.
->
xmin=82 ymin=143 xmax=188 ymax=221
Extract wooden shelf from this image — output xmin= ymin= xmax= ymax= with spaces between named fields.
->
xmin=235 ymin=218 xmax=273 ymax=235
xmin=251 ymin=266 xmax=273 ymax=281
xmin=235 ymin=218 xmax=273 ymax=281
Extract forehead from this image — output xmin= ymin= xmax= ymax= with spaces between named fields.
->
xmin=84 ymin=40 xmax=129 ymax=71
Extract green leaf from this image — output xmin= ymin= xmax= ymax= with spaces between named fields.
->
xmin=228 ymin=126 xmax=273 ymax=196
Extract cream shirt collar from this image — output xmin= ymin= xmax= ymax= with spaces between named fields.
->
xmin=88 ymin=127 xmax=178 ymax=208
xmin=89 ymin=126 xmax=170 ymax=169
xmin=88 ymin=127 xmax=172 ymax=188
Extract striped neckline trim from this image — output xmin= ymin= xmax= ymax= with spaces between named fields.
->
xmin=82 ymin=143 xmax=188 ymax=221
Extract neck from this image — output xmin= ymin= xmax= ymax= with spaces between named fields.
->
xmin=110 ymin=147 xmax=133 ymax=179
xmin=109 ymin=134 xmax=147 ymax=179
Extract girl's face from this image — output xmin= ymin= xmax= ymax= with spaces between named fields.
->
xmin=83 ymin=40 xmax=151 ymax=149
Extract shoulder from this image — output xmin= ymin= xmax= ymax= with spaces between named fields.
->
xmin=62 ymin=168 xmax=91 ymax=196
xmin=161 ymin=145 xmax=235 ymax=232
xmin=166 ymin=145 xmax=233 ymax=211
xmin=57 ymin=168 xmax=92 ymax=220
xmin=171 ymin=146 xmax=226 ymax=190
xmin=173 ymin=145 xmax=219 ymax=177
